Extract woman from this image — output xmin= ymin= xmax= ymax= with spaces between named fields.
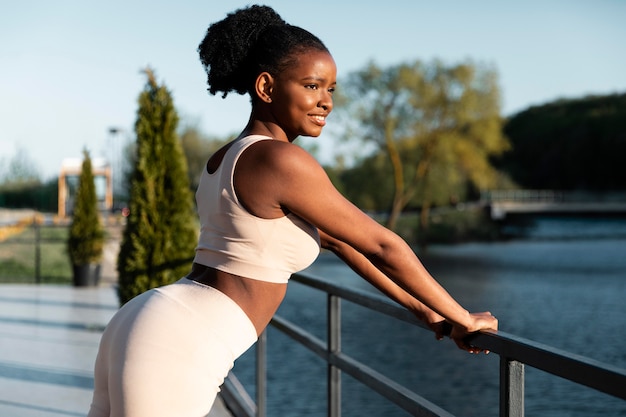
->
xmin=88 ymin=5 xmax=497 ymax=416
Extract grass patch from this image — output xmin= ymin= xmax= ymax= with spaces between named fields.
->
xmin=0 ymin=224 xmax=73 ymax=284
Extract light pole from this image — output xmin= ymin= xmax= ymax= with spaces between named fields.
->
xmin=108 ymin=127 xmax=124 ymax=210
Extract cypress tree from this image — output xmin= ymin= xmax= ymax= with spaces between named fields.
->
xmin=68 ymin=149 xmax=104 ymax=267
xmin=117 ymin=68 xmax=197 ymax=305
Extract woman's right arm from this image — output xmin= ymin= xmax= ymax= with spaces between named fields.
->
xmin=242 ymin=141 xmax=498 ymax=350
xmin=319 ymin=229 xmax=495 ymax=352
xmin=319 ymin=229 xmax=448 ymax=334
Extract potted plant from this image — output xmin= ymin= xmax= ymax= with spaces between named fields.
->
xmin=67 ymin=150 xmax=105 ymax=286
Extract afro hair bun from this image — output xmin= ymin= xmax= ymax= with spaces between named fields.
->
xmin=198 ymin=5 xmax=286 ymax=97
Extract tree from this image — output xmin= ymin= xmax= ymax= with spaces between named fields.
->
xmin=179 ymin=126 xmax=228 ymax=191
xmin=339 ymin=60 xmax=510 ymax=232
xmin=338 ymin=152 xmax=394 ymax=211
xmin=67 ymin=149 xmax=104 ymax=285
xmin=499 ymin=93 xmax=626 ymax=190
xmin=117 ymin=69 xmax=198 ymax=305
xmin=0 ymin=147 xmax=41 ymax=186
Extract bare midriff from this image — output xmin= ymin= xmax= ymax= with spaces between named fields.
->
xmin=185 ymin=262 xmax=287 ymax=337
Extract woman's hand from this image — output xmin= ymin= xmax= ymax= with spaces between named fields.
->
xmin=428 ymin=320 xmax=453 ymax=341
xmin=405 ymin=305 xmax=450 ymax=341
xmin=449 ymin=312 xmax=498 ymax=354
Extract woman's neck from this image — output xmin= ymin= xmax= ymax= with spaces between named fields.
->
xmin=240 ymin=113 xmax=293 ymax=143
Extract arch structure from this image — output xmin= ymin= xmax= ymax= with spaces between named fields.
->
xmin=58 ymin=157 xmax=112 ymax=218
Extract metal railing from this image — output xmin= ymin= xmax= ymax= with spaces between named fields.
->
xmin=482 ymin=190 xmax=565 ymax=203
xmin=220 ymin=273 xmax=626 ymax=417
xmin=0 ymin=220 xmax=68 ymax=284
xmin=0 ymin=219 xmax=121 ymax=284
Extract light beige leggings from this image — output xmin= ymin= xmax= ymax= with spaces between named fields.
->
xmin=88 ymin=278 xmax=257 ymax=417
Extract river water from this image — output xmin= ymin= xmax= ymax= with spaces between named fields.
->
xmin=234 ymin=216 xmax=626 ymax=416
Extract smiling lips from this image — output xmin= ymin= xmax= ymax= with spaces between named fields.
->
xmin=310 ymin=114 xmax=327 ymax=126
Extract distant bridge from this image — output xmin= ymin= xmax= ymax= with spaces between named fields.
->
xmin=481 ymin=190 xmax=626 ymax=220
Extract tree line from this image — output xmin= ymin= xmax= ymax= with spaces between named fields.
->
xmin=2 ymin=61 xmax=624 ymax=301
xmin=2 ymin=60 xmax=624 ymax=217
xmin=495 ymin=93 xmax=626 ymax=191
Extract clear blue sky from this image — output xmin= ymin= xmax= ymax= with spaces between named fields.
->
xmin=1 ymin=0 xmax=625 ymax=180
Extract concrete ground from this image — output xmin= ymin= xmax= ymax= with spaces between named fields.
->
xmin=0 ymin=283 xmax=233 ymax=417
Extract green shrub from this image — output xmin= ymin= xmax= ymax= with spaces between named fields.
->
xmin=67 ymin=150 xmax=104 ymax=265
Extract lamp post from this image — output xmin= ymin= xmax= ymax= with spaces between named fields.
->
xmin=108 ymin=127 xmax=123 ymax=210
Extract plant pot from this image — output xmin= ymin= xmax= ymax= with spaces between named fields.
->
xmin=72 ymin=263 xmax=101 ymax=287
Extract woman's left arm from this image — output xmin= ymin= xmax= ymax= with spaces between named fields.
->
xmin=319 ymin=229 xmax=450 ymax=340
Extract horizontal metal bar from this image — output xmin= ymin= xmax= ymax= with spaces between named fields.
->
xmin=291 ymin=273 xmax=431 ymax=330
xmin=471 ymin=331 xmax=626 ymax=400
xmin=331 ymin=350 xmax=454 ymax=417
xmin=291 ymin=273 xmax=626 ymax=402
xmin=271 ymin=314 xmax=454 ymax=417
xmin=271 ymin=314 xmax=329 ymax=359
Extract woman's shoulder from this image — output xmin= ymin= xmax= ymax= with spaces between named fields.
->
xmin=251 ymin=139 xmax=320 ymax=172
xmin=235 ymin=138 xmax=325 ymax=189
xmin=207 ymin=135 xmax=275 ymax=174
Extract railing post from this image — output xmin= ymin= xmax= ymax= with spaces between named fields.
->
xmin=328 ymin=294 xmax=341 ymax=417
xmin=256 ymin=331 xmax=267 ymax=417
xmin=500 ymin=357 xmax=524 ymax=417
xmin=34 ymin=220 xmax=41 ymax=284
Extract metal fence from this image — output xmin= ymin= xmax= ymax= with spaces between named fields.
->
xmin=0 ymin=220 xmax=120 ymax=284
xmin=0 ymin=221 xmax=72 ymax=284
xmin=221 ymin=273 xmax=626 ymax=417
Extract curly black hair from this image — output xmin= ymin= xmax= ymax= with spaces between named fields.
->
xmin=198 ymin=5 xmax=328 ymax=99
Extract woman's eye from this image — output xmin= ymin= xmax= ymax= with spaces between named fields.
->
xmin=306 ymin=84 xmax=318 ymax=90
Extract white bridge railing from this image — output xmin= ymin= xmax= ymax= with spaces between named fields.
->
xmin=480 ymin=190 xmax=626 ymax=219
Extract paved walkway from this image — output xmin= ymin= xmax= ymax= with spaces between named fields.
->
xmin=0 ymin=284 xmax=233 ymax=417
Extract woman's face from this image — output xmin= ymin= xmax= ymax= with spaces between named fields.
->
xmin=269 ymin=50 xmax=337 ymax=141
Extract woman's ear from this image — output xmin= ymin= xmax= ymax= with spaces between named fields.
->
xmin=255 ymin=72 xmax=274 ymax=104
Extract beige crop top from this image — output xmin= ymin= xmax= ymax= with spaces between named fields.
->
xmin=193 ymin=135 xmax=321 ymax=283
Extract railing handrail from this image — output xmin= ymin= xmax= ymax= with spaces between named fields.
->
xmin=290 ymin=273 xmax=626 ymax=398
xmin=222 ymin=272 xmax=626 ymax=417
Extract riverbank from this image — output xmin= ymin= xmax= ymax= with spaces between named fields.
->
xmin=393 ymin=204 xmax=501 ymax=245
